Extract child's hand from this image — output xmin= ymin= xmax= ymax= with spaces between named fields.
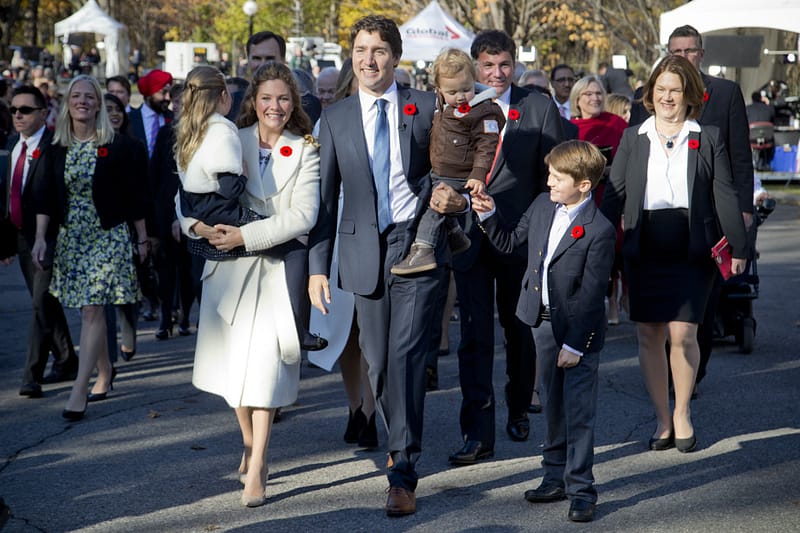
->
xmin=471 ymin=191 xmax=495 ymax=214
xmin=557 ymin=349 xmax=580 ymax=368
xmin=464 ymin=179 xmax=485 ymax=196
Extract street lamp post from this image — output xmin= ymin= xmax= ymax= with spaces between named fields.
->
xmin=243 ymin=1 xmax=258 ymax=40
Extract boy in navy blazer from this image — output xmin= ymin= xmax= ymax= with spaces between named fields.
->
xmin=472 ymin=140 xmax=615 ymax=522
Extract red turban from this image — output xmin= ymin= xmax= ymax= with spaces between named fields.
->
xmin=137 ymin=69 xmax=173 ymax=97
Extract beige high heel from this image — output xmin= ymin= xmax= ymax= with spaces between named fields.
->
xmin=240 ymin=465 xmax=269 ymax=507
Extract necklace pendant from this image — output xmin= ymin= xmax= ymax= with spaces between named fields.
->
xmin=666 ymin=140 xmax=674 ymax=149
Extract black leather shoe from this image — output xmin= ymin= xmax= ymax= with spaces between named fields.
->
xmin=448 ymin=440 xmax=494 ymax=465
xmin=19 ymin=382 xmax=43 ymax=398
xmin=648 ymin=432 xmax=675 ymax=451
xmin=301 ymin=333 xmax=328 ymax=351
xmin=344 ymin=406 xmax=367 ymax=443
xmin=506 ymin=417 xmax=530 ymax=442
xmin=524 ymin=484 xmax=566 ymax=503
xmin=675 ymin=434 xmax=697 ymax=453
xmin=568 ymin=499 xmax=596 ymax=522
xmin=358 ymin=412 xmax=378 ymax=449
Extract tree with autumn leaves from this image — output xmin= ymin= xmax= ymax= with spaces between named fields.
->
xmin=4 ymin=0 xmax=681 ymax=79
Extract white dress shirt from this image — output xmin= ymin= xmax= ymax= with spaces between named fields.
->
xmin=641 ymin=116 xmax=701 ymax=210
xmin=358 ymin=83 xmax=416 ymax=226
xmin=11 ymin=125 xmax=46 ymax=191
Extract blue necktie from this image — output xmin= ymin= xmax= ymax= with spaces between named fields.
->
xmin=373 ymin=98 xmax=391 ymax=232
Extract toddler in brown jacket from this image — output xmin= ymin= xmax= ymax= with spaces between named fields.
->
xmin=392 ymin=48 xmax=505 ymax=275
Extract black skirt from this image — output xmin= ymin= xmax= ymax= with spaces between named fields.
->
xmin=625 ymin=208 xmax=715 ymax=323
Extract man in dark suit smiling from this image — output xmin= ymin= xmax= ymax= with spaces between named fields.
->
xmin=308 ymin=15 xmax=451 ymax=517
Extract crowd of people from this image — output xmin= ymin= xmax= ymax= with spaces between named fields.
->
xmin=1 ymin=18 xmax=758 ymax=523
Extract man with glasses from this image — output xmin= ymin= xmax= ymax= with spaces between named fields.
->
xmin=2 ymin=86 xmax=79 ymax=397
xmin=550 ymin=64 xmax=576 ymax=119
xmin=629 ymin=24 xmax=753 ymax=396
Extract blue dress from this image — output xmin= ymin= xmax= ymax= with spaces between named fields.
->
xmin=49 ymin=141 xmax=140 ymax=308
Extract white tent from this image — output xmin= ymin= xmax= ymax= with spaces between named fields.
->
xmin=659 ymin=0 xmax=800 ymax=44
xmin=54 ymin=0 xmax=130 ymax=78
xmin=399 ymin=1 xmax=474 ymax=62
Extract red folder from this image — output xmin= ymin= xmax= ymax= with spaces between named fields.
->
xmin=711 ymin=236 xmax=733 ymax=280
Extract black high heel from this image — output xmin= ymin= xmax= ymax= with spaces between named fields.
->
xmin=87 ymin=367 xmax=116 ymax=402
xmin=177 ymin=323 xmax=192 ymax=336
xmin=120 ymin=346 xmax=136 ymax=361
xmin=62 ymin=398 xmax=88 ymax=421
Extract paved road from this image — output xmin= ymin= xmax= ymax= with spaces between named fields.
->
xmin=1 ymin=203 xmax=798 ymax=533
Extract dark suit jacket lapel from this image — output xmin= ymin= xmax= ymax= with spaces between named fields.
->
xmin=699 ymin=73 xmax=712 ymax=123
xmin=487 ymin=85 xmax=523 ymax=185
xmin=24 ymin=130 xmax=52 ymax=195
xmin=550 ymin=201 xmax=597 ymax=262
xmin=3 ymin=134 xmax=17 ymax=218
xmin=397 ymin=87 xmax=414 ymax=175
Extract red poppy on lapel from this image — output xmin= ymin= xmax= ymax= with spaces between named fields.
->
xmin=688 ymin=139 xmax=700 ymax=150
xmin=508 ymin=108 xmax=520 ymax=121
xmin=165 ymin=116 xmax=172 ymax=124
xmin=97 ymin=147 xmax=109 ymax=157
xmin=703 ymin=91 xmax=709 ymax=102
xmin=571 ymin=225 xmax=584 ymax=239
xmin=279 ymin=146 xmax=292 ymax=157
xmin=31 ymin=148 xmax=41 ymax=159
xmin=403 ymin=103 xmax=417 ymax=116
xmin=457 ymin=103 xmax=471 ymax=114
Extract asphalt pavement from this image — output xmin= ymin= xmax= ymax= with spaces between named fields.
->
xmin=1 ymin=202 xmax=798 ymax=533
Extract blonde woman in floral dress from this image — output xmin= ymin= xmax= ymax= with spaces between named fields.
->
xmin=32 ymin=75 xmax=148 ymax=420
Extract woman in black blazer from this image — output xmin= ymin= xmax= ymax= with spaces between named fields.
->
xmin=601 ymin=56 xmax=747 ymax=453
xmin=32 ymin=75 xmax=148 ymax=420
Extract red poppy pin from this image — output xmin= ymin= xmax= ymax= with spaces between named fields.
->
xmin=279 ymin=146 xmax=293 ymax=157
xmin=457 ymin=103 xmax=471 ymax=114
xmin=508 ymin=108 xmax=520 ymax=121
xmin=688 ymin=139 xmax=700 ymax=150
xmin=97 ymin=147 xmax=109 ymax=157
xmin=31 ymin=148 xmax=41 ymax=159
xmin=571 ymin=225 xmax=584 ymax=239
xmin=165 ymin=116 xmax=172 ymax=125
xmin=703 ymin=91 xmax=709 ymax=102
xmin=403 ymin=103 xmax=417 ymax=116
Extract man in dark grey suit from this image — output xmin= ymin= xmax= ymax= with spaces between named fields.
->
xmin=2 ymin=86 xmax=77 ymax=397
xmin=308 ymin=15 xmax=447 ymax=517
xmin=434 ymin=30 xmax=563 ymax=465
xmin=630 ymin=24 xmax=754 ymax=391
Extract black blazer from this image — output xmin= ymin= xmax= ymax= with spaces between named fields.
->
xmin=3 ymin=129 xmax=54 ymax=244
xmin=454 ymin=84 xmax=564 ymax=270
xmin=482 ymin=193 xmax=616 ymax=354
xmin=601 ymin=123 xmax=748 ymax=261
xmin=33 ymin=133 xmax=148 ymax=231
xmin=629 ymin=73 xmax=753 ymax=214
xmin=308 ymin=86 xmax=436 ymax=296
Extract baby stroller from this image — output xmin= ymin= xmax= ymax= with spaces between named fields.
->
xmin=713 ymin=198 xmax=776 ymax=353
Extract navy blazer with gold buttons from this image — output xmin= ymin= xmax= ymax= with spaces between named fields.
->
xmin=481 ymin=193 xmax=616 ymax=354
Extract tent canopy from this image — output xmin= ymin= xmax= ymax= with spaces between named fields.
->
xmin=660 ymin=0 xmax=800 ymax=44
xmin=399 ymin=1 xmax=474 ymax=62
xmin=54 ymin=0 xmax=129 ymax=78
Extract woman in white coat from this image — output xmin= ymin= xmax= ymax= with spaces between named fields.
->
xmin=177 ymin=62 xmax=320 ymax=507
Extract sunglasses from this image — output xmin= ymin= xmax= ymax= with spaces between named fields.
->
xmin=10 ymin=106 xmax=44 ymax=115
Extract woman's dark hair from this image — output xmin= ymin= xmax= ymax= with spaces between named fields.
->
xmin=103 ymin=92 xmax=129 ymax=134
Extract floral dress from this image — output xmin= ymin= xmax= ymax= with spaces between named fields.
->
xmin=49 ymin=141 xmax=140 ymax=308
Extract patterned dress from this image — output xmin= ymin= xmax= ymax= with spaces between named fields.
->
xmin=49 ymin=141 xmax=140 ymax=308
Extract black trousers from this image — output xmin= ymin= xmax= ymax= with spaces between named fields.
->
xmin=354 ymin=222 xmax=444 ymax=491
xmin=453 ymin=238 xmax=536 ymax=447
xmin=16 ymin=234 xmax=77 ymax=384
